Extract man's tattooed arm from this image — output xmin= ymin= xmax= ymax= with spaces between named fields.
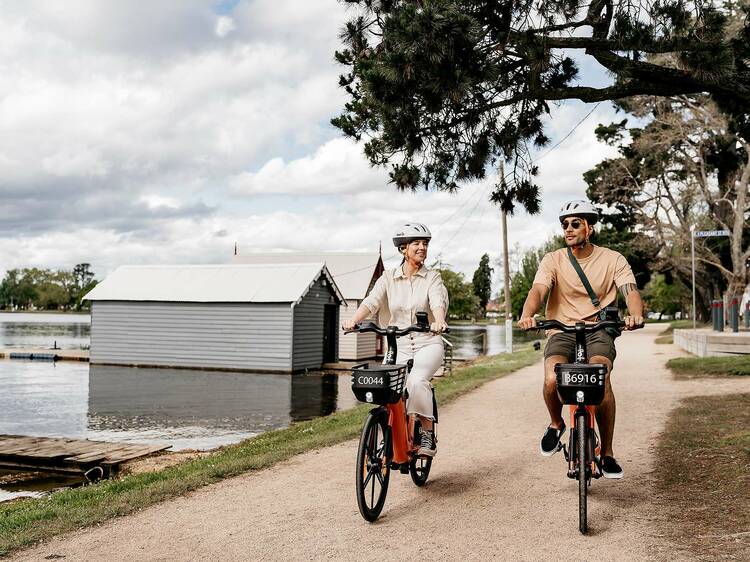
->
xmin=619 ymin=283 xmax=637 ymax=298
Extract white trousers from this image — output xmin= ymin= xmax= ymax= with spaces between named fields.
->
xmin=393 ymin=337 xmax=444 ymax=420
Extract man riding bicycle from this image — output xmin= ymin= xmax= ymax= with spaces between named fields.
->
xmin=517 ymin=200 xmax=644 ymax=479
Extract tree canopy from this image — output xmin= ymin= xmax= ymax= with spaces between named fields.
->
xmin=472 ymin=253 xmax=493 ymax=314
xmin=584 ymin=93 xmax=750 ymax=313
xmin=333 ymin=0 xmax=750 ymax=211
xmin=0 ymin=265 xmax=98 ymax=311
xmin=440 ymin=267 xmax=481 ymax=319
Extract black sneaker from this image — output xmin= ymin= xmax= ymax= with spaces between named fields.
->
xmin=600 ymin=456 xmax=624 ymax=479
xmin=540 ymin=422 xmax=565 ymax=456
xmin=418 ymin=428 xmax=436 ymax=458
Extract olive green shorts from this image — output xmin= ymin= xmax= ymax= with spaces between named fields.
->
xmin=543 ymin=331 xmax=616 ymax=363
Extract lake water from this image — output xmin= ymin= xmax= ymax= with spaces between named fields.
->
xmin=0 ymin=312 xmax=90 ymax=350
xmin=443 ymin=323 xmax=539 ymax=358
xmin=0 ymin=313 xmax=539 ymax=500
xmin=0 ymin=361 xmax=358 ymax=451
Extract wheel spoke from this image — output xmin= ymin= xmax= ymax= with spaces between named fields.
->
xmin=362 ymin=467 xmax=374 ymax=489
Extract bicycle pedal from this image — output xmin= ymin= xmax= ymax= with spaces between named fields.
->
xmin=399 ymin=465 xmax=409 ymax=474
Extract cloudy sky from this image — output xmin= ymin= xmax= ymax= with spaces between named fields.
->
xmin=0 ymin=1 xmax=620 ymax=293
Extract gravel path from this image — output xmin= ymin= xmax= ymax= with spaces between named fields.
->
xmin=12 ymin=324 xmax=749 ymax=561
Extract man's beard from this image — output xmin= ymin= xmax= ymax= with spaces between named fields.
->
xmin=565 ymin=235 xmax=587 ymax=248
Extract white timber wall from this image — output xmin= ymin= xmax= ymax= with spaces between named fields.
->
xmin=338 ymin=299 xmax=377 ymax=360
xmin=90 ymin=301 xmax=293 ymax=371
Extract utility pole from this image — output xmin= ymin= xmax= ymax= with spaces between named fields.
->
xmin=500 ymin=161 xmax=513 ymax=353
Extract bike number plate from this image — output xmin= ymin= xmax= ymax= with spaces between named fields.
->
xmin=354 ymin=374 xmax=387 ymax=388
xmin=561 ymin=372 xmax=604 ymax=386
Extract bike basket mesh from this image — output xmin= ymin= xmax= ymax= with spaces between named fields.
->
xmin=554 ymin=364 xmax=607 ymax=406
xmin=351 ymin=363 xmax=407 ymax=404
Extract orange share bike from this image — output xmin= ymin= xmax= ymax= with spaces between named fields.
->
xmin=346 ymin=312 xmax=441 ymax=522
xmin=528 ymin=319 xmax=642 ymax=534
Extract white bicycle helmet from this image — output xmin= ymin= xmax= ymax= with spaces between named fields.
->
xmin=392 ymin=223 xmax=432 ymax=248
xmin=559 ymin=200 xmax=599 ymax=225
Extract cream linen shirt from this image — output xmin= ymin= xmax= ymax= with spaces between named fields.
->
xmin=361 ymin=265 xmax=449 ymax=345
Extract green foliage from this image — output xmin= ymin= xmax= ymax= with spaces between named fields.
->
xmin=440 ymin=268 xmax=480 ymax=319
xmin=334 ymin=1 xmax=749 ymax=209
xmin=667 ymin=356 xmax=750 ymax=378
xmin=0 ymin=264 xmax=97 ymax=311
xmin=644 ymin=274 xmax=689 ymax=318
xmin=471 ymin=253 xmax=493 ymax=316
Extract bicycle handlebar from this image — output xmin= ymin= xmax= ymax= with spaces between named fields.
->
xmin=344 ymin=321 xmax=449 ymax=336
xmin=526 ymin=319 xmax=643 ymax=333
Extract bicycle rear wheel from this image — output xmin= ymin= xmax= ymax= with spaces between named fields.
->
xmin=576 ymin=411 xmax=588 ymax=534
xmin=355 ymin=412 xmax=391 ymax=522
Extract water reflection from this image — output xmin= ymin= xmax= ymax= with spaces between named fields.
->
xmin=0 ymin=361 xmax=358 ymax=451
xmin=444 ymin=324 xmax=538 ymax=358
xmin=0 ymin=312 xmax=90 ymax=350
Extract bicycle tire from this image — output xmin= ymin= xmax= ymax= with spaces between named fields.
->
xmin=576 ymin=411 xmax=588 ymax=534
xmin=355 ymin=412 xmax=390 ymax=522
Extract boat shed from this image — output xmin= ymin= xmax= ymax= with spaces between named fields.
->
xmin=84 ymin=263 xmax=344 ymax=373
xmin=233 ymin=252 xmax=384 ymax=360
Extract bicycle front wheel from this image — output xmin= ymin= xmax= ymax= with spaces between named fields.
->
xmin=355 ymin=412 xmax=391 ymax=522
xmin=576 ymin=411 xmax=588 ymax=534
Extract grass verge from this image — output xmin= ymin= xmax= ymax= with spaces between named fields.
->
xmin=0 ymin=346 xmax=540 ymax=555
xmin=655 ymin=320 xmax=707 ymax=345
xmin=666 ymin=356 xmax=750 ymax=379
xmin=655 ymin=393 xmax=750 ymax=560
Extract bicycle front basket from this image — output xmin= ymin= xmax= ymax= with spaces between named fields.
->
xmin=351 ymin=363 xmax=407 ymax=405
xmin=554 ymin=363 xmax=607 ymax=405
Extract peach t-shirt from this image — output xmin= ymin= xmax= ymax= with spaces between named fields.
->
xmin=532 ymin=245 xmax=636 ymax=325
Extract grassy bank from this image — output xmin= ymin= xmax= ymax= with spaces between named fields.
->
xmin=655 ymin=320 xmax=704 ymax=344
xmin=0 ymin=346 xmax=540 ymax=555
xmin=655 ymin=393 xmax=750 ymax=560
xmin=666 ymin=356 xmax=750 ymax=379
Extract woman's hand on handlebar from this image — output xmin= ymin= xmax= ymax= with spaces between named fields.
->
xmin=623 ymin=315 xmax=644 ymax=330
xmin=341 ymin=319 xmax=357 ymax=331
xmin=517 ymin=316 xmax=537 ymax=330
xmin=430 ymin=320 xmax=449 ymax=334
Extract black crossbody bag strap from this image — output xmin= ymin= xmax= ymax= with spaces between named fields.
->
xmin=566 ymin=247 xmax=601 ymax=312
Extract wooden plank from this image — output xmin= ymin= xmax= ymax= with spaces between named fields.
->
xmin=0 ymin=435 xmax=170 ymax=475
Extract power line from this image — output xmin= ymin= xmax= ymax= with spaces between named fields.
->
xmin=431 ymin=102 xmax=603 ymax=259
xmin=534 ymin=102 xmax=601 ymax=164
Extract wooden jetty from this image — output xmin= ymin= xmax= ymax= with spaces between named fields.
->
xmin=0 ymin=435 xmax=169 ymax=481
xmin=0 ymin=347 xmax=89 ymax=362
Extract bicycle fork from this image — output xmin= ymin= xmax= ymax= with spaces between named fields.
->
xmin=564 ymin=406 xmax=601 ymax=480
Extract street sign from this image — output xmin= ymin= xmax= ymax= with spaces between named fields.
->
xmin=694 ymin=230 xmax=730 ymax=238
xmin=691 ymin=228 xmax=731 ymax=330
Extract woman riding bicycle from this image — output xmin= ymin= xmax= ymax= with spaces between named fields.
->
xmin=342 ymin=222 xmax=449 ymax=457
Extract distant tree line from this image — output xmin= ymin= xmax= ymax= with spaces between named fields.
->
xmin=0 ymin=263 xmax=97 ymax=311
xmin=438 ymin=253 xmax=493 ymax=320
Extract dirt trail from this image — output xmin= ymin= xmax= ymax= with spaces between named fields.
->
xmin=12 ymin=325 xmax=749 ymax=561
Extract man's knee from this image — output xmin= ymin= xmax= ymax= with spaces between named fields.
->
xmin=589 ymin=355 xmax=612 ymax=373
xmin=544 ymin=355 xmax=566 ymax=387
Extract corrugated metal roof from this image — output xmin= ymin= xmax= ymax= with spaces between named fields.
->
xmin=84 ymin=263 xmax=344 ymax=304
xmin=232 ymin=252 xmax=381 ymax=300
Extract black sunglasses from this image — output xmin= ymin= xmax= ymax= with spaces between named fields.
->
xmin=561 ymin=219 xmax=583 ymax=229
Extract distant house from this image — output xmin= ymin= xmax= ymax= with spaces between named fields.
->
xmin=84 ymin=264 xmax=344 ymax=373
xmin=233 ymin=252 xmax=385 ymax=360
xmin=486 ymin=298 xmax=502 ymax=319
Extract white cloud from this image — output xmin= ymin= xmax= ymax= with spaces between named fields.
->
xmin=0 ymin=1 xmax=623 ymax=296
xmin=215 ymin=16 xmax=237 ymax=38
xmin=230 ymin=137 xmax=386 ymax=195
